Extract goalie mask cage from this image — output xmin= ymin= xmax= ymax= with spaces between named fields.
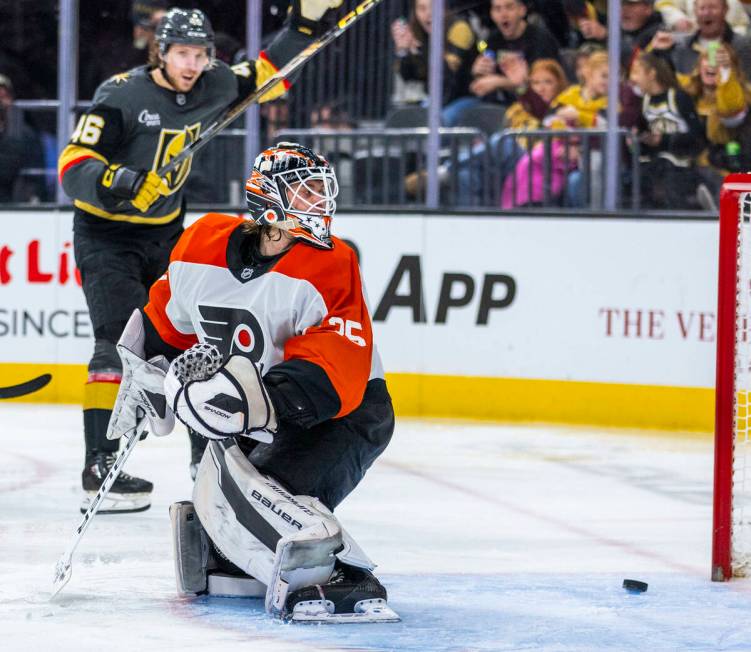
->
xmin=714 ymin=174 xmax=751 ymax=581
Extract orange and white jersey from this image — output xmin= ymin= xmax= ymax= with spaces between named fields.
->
xmin=144 ymin=213 xmax=384 ymax=419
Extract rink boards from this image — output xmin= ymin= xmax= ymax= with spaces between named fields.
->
xmin=0 ymin=210 xmax=718 ymax=431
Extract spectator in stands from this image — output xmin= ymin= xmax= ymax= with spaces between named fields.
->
xmin=0 ymin=73 xmax=46 ymax=202
xmin=261 ymin=98 xmax=290 ymax=141
xmin=577 ymin=0 xmax=665 ymax=69
xmin=501 ymin=50 xmax=610 ymax=208
xmin=468 ymin=0 xmax=560 ymax=108
xmin=572 ymin=42 xmax=606 ymax=84
xmin=406 ymin=58 xmax=569 ymax=204
xmin=555 ymin=0 xmax=607 ymax=50
xmin=214 ymin=32 xmax=244 ymax=66
xmin=655 ymin=0 xmax=749 ymax=34
xmin=526 ymin=1 xmax=574 ymax=48
xmin=629 ymin=50 xmax=708 ymax=208
xmin=131 ymin=0 xmax=169 ymax=55
xmin=310 ymin=101 xmax=354 ymax=130
xmin=650 ymin=0 xmax=751 ymax=74
xmin=546 ymin=50 xmax=610 ymax=128
xmin=683 ymin=44 xmax=751 ymax=203
xmin=80 ymin=0 xmax=168 ymax=98
xmin=391 ymin=0 xmax=477 ymax=126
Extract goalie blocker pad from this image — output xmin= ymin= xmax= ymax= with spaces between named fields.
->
xmin=193 ymin=439 xmax=345 ymax=617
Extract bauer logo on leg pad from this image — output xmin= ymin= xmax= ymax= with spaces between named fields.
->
xmin=250 ymin=489 xmax=303 ymax=530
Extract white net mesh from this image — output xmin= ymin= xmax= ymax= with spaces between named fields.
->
xmin=733 ymin=192 xmax=751 ymax=576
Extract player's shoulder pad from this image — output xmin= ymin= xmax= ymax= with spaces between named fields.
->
xmin=273 ymin=235 xmax=363 ymax=305
xmin=202 ymin=59 xmax=236 ymax=87
xmin=171 ymin=213 xmax=243 ymax=267
xmin=92 ymin=66 xmax=149 ymax=108
xmin=278 ymin=235 xmax=360 ymax=284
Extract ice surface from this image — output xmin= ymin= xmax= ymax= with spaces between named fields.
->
xmin=1 ymin=404 xmax=750 ymax=651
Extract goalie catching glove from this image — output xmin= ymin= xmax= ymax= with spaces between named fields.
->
xmin=106 ymin=310 xmax=175 ymax=440
xmin=165 ymin=350 xmax=277 ymax=443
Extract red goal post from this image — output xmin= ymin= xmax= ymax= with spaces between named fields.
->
xmin=714 ymin=174 xmax=751 ymax=581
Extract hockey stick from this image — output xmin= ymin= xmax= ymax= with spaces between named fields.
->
xmin=0 ymin=374 xmax=52 ymax=399
xmin=50 ymin=416 xmax=147 ymax=600
xmin=157 ymin=0 xmax=385 ymax=178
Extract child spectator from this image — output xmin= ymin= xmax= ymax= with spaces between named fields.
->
xmin=547 ymin=50 xmax=610 ymax=127
xmin=391 ymin=0 xmax=477 ymax=126
xmin=502 ymin=51 xmax=610 ymax=208
xmin=629 ymin=50 xmax=708 ymax=208
xmin=405 ymin=58 xmax=569 ymax=204
xmin=501 ymin=54 xmax=609 ymax=209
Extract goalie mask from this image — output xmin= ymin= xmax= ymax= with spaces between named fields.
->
xmin=245 ymin=142 xmax=338 ymax=250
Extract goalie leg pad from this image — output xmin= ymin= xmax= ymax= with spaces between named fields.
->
xmin=169 ymin=500 xmax=210 ymax=596
xmin=192 ymin=440 xmax=343 ymax=615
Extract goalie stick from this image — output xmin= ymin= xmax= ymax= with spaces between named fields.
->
xmin=0 ymin=374 xmax=52 ymax=399
xmin=50 ymin=416 xmax=147 ymax=600
xmin=50 ymin=344 xmax=223 ymax=600
xmin=157 ymin=0 xmax=385 ymax=178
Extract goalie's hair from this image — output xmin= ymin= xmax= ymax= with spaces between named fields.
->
xmin=241 ymin=221 xmax=283 ymax=241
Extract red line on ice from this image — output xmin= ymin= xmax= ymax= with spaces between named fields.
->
xmin=384 ymin=459 xmax=704 ymax=576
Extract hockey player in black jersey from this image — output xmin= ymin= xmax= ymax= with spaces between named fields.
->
xmin=58 ymin=1 xmax=342 ymax=514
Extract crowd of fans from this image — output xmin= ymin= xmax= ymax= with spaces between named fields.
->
xmin=392 ymin=0 xmax=751 ymax=210
xmin=2 ymin=0 xmax=751 ymax=210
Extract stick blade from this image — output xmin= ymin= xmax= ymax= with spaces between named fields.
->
xmin=50 ymin=557 xmax=72 ymax=600
xmin=0 ymin=374 xmax=52 ymax=400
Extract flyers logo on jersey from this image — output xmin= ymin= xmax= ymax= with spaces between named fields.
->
xmin=152 ymin=122 xmax=201 ymax=193
xmin=198 ymin=305 xmax=265 ymax=363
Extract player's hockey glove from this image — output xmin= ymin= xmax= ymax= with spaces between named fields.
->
xmin=107 ymin=310 xmax=175 ymax=440
xmin=99 ymin=164 xmax=169 ymax=213
xmin=289 ymin=0 xmax=343 ymax=35
xmin=165 ymin=351 xmax=277 ymax=443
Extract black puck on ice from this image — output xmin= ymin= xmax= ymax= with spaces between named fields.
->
xmin=622 ymin=579 xmax=648 ymax=593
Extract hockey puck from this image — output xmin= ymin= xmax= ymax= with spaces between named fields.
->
xmin=622 ymin=579 xmax=648 ymax=593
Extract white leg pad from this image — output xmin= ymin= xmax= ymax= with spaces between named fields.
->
xmin=193 ymin=440 xmax=343 ymax=617
xmin=207 ymin=573 xmax=266 ymax=598
xmin=291 ymin=495 xmax=377 ymax=571
xmin=169 ymin=501 xmax=210 ymax=596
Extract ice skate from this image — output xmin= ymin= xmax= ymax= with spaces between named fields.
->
xmin=285 ymin=563 xmax=400 ymax=624
xmin=80 ymin=450 xmax=152 ymax=513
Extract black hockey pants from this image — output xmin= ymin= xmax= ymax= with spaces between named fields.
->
xmin=237 ymin=379 xmax=394 ymax=511
xmin=74 ymin=231 xmax=180 ymax=456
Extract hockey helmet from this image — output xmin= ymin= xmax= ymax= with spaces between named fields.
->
xmin=245 ymin=142 xmax=338 ymax=250
xmin=155 ymin=8 xmax=215 ymax=59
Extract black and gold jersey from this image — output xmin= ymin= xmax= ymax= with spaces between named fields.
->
xmin=58 ymin=31 xmax=309 ymax=242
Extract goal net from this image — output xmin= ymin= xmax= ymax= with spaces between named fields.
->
xmin=714 ymin=175 xmax=751 ymax=580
